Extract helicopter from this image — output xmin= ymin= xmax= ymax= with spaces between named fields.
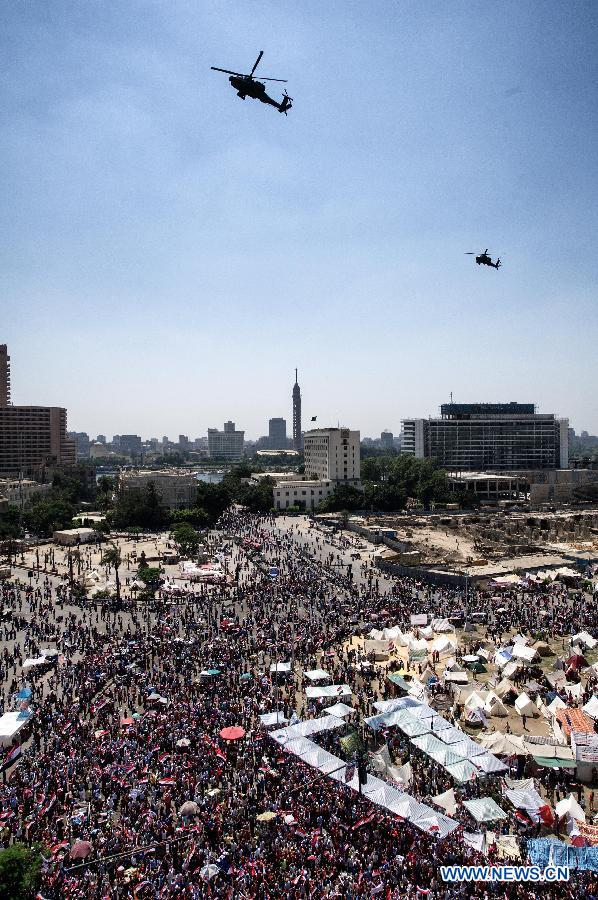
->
xmin=465 ymin=249 xmax=501 ymax=269
xmin=211 ymin=51 xmax=293 ymax=115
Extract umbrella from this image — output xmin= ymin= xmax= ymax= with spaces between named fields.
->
xmin=176 ymin=738 xmax=191 ymax=748
xmin=120 ymin=717 xmax=134 ymax=726
xmin=220 ymin=726 xmax=245 ymax=741
xmin=200 ymin=864 xmax=220 ymax=881
xmin=202 ymin=668 xmax=221 ymax=676
xmin=256 ymin=810 xmax=277 ymax=821
xmin=178 ymin=801 xmax=199 ymax=817
xmin=240 ymin=673 xmax=253 ymax=681
xmin=70 ymin=840 xmax=92 ymax=860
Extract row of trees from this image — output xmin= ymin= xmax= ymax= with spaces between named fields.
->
xmin=316 ymin=455 xmax=455 ymax=513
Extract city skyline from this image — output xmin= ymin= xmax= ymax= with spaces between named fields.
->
xmin=2 ymin=3 xmax=597 ymax=435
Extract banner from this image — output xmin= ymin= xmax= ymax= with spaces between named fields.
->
xmin=410 ymin=614 xmax=428 ymax=626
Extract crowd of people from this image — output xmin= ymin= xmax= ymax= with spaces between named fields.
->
xmin=0 ymin=509 xmax=596 ymax=898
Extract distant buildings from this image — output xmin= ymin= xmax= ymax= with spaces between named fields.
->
xmin=0 ymin=345 xmax=76 ymax=476
xmin=268 ymin=417 xmax=287 ymax=450
xmin=207 ymin=421 xmax=245 ymax=460
xmin=292 ymin=370 xmax=302 ymax=451
xmin=402 ymin=403 xmax=568 ymax=472
xmin=380 ymin=430 xmax=394 ymax=450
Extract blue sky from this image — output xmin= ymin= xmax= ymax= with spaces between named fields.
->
xmin=2 ymin=1 xmax=597 ymax=439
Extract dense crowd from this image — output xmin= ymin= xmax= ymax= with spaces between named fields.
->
xmin=0 ymin=510 xmax=596 ymax=898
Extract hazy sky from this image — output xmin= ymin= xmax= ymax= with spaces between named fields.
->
xmin=2 ymin=1 xmax=597 ymax=439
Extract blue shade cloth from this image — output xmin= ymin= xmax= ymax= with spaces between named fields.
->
xmin=527 ymin=838 xmax=598 ymax=872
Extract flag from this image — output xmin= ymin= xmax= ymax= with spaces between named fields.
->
xmin=1 ymin=745 xmax=22 ymax=770
xmin=344 ymin=763 xmax=355 ymax=783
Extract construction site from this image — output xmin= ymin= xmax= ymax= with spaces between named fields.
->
xmin=345 ymin=508 xmax=598 ymax=585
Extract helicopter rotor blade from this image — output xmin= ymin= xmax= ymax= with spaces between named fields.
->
xmin=464 ymin=253 xmax=477 ymax=255
xmin=211 ymin=67 xmax=246 ymax=77
xmin=258 ymin=76 xmax=288 ymax=83
xmin=250 ymin=51 xmax=264 ymax=77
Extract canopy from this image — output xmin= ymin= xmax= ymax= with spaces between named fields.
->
xmin=323 ymin=702 xmax=354 ymax=718
xmin=259 ymin=711 xmax=289 ymax=727
xmin=270 ymin=662 xmax=292 ymax=673
xmin=303 ymin=669 xmax=330 ymax=681
xmin=305 ymin=684 xmax=351 ymax=699
xmin=555 ymin=794 xmax=585 ymax=821
xmin=583 ymin=696 xmax=598 ymax=720
xmin=463 ymin=797 xmax=508 ymax=823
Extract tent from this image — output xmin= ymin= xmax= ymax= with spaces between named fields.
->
xmin=566 ymin=653 xmax=588 ymax=670
xmin=532 ymin=641 xmax=551 ymax=657
xmin=431 ymin=618 xmax=453 ymax=633
xmin=570 ymin=632 xmax=597 ymax=650
xmin=512 ymin=644 xmax=538 ymax=663
xmin=445 ymin=760 xmax=478 ymax=783
xmin=545 ymin=695 xmax=567 ymax=717
xmin=259 ymin=711 xmax=289 ymax=727
xmin=305 ymin=685 xmax=352 ymax=700
xmin=432 ymin=788 xmax=457 ymax=816
xmin=432 ymin=635 xmax=458 ymax=654
xmin=463 ymin=797 xmax=508 ymax=823
xmin=270 ymin=662 xmax=292 ymax=674
xmin=583 ymin=696 xmax=598 ymax=720
xmin=478 ymin=732 xmax=527 ymax=756
xmin=555 ymin=795 xmax=586 ymax=822
xmin=484 ymin=692 xmax=508 ymax=717
xmin=303 ymin=669 xmax=330 ymax=681
xmin=323 ymin=702 xmax=354 ymax=719
xmin=493 ymin=678 xmax=516 ymax=700
xmin=515 ymin=693 xmax=539 ymax=717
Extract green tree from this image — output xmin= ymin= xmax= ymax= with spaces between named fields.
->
xmin=138 ymin=566 xmax=162 ymax=595
xmin=0 ymin=843 xmax=43 ymax=900
xmin=22 ymin=498 xmax=76 ymax=536
xmin=171 ymin=523 xmax=200 ymax=558
xmin=112 ymin=482 xmax=168 ymax=530
xmin=169 ymin=507 xmax=210 ymax=529
xmin=195 ymin=482 xmax=233 ymax=524
xmin=102 ymin=543 xmax=122 ymax=603
xmin=317 ymin=484 xmax=365 ymax=512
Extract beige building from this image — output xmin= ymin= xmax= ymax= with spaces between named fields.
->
xmin=303 ymin=427 xmax=361 ymax=485
xmin=0 ymin=345 xmax=76 ymax=475
xmin=0 ymin=405 xmax=76 ymax=476
xmin=0 ymin=479 xmax=51 ymax=506
xmin=119 ymin=469 xmax=199 ymax=509
xmin=273 ymin=478 xmax=335 ymax=511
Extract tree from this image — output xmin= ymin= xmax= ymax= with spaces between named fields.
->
xmin=22 ymin=498 xmax=76 ymax=536
xmin=0 ymin=843 xmax=43 ymax=899
xmin=195 ymin=482 xmax=233 ymax=524
xmin=171 ymin=523 xmax=200 ymax=558
xmin=138 ymin=566 xmax=162 ymax=596
xmin=169 ymin=507 xmax=210 ymax=529
xmin=317 ymin=484 xmax=365 ymax=513
xmin=112 ymin=482 xmax=168 ymax=530
xmin=102 ymin=543 xmax=122 ymax=604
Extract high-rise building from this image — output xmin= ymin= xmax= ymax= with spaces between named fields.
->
xmin=119 ymin=435 xmax=142 ymax=456
xmin=0 ymin=345 xmax=10 ymax=407
xmin=292 ymin=369 xmax=302 ymax=451
xmin=268 ymin=417 xmax=287 ymax=450
xmin=380 ymin=430 xmax=394 ymax=449
xmin=68 ymin=431 xmax=91 ymax=458
xmin=0 ymin=345 xmax=76 ymax=476
xmin=402 ymin=402 xmax=569 ymax=471
xmin=207 ymin=421 xmax=245 ymax=460
xmin=304 ymin=427 xmax=361 ymax=485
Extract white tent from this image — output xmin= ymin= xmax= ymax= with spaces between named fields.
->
xmin=494 ymin=678 xmax=516 ymax=699
xmin=259 ymin=711 xmax=289 ymax=727
xmin=432 ymin=618 xmax=453 ymax=633
xmin=484 ymin=692 xmax=508 ymax=717
xmin=512 ymin=644 xmax=538 ymax=663
xmin=305 ymin=685 xmax=352 ymax=699
xmin=323 ymin=702 xmax=355 ymax=718
xmin=432 ymin=635 xmax=458 ymax=654
xmin=477 ymin=732 xmax=527 ymax=756
xmin=303 ymin=669 xmax=330 ymax=681
xmin=571 ymin=632 xmax=597 ymax=650
xmin=583 ymin=696 xmax=598 ymax=720
xmin=555 ymin=794 xmax=585 ymax=822
xmin=270 ymin=662 xmax=292 ymax=674
xmin=432 ymin=787 xmax=457 ymax=816
xmin=514 ymin=693 xmax=538 ymax=717
xmin=463 ymin=797 xmax=508 ymax=823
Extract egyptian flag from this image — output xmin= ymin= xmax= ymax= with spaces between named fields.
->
xmin=538 ymin=804 xmax=555 ymax=827
xmin=1 ymin=745 xmax=21 ymax=770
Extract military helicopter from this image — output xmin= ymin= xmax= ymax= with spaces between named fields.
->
xmin=465 ymin=249 xmax=502 ymax=269
xmin=211 ymin=51 xmax=293 ymax=114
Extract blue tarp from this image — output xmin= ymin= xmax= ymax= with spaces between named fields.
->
xmin=527 ymin=838 xmax=598 ymax=872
